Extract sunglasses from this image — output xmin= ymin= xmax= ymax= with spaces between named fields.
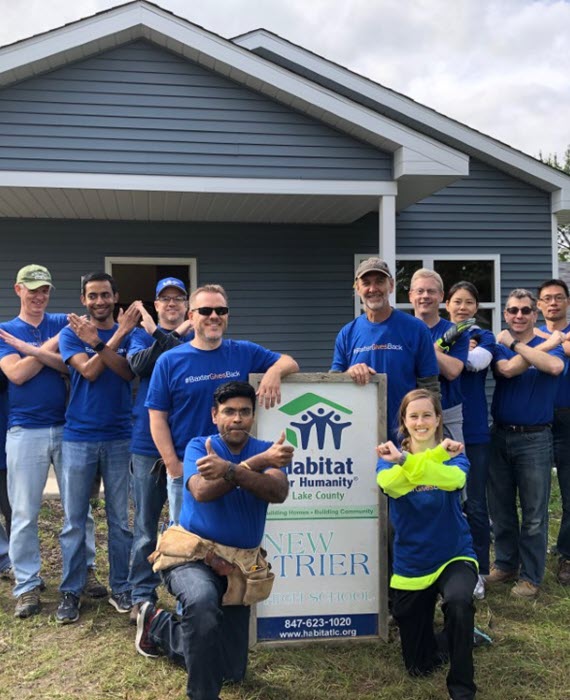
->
xmin=191 ymin=306 xmax=229 ymax=316
xmin=505 ymin=306 xmax=534 ymax=316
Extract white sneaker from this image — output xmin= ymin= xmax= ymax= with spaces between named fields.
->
xmin=473 ymin=574 xmax=486 ymax=600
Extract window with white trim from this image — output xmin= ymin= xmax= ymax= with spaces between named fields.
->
xmin=355 ymin=253 xmax=501 ymax=333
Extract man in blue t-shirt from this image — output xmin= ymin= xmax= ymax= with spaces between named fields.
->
xmin=486 ymin=288 xmax=566 ymax=599
xmin=56 ymin=272 xmax=141 ymax=625
xmin=127 ymin=277 xmax=193 ymax=621
xmin=331 ymin=258 xmax=439 ymax=440
xmin=134 ymin=381 xmax=292 ymax=700
xmin=410 ymin=268 xmax=469 ymax=443
xmin=0 ymin=264 xmax=100 ymax=618
xmin=146 ymin=283 xmax=299 ymax=490
xmin=536 ymin=278 xmax=570 ymax=585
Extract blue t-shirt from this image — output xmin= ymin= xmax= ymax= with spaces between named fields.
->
xmin=539 ymin=323 xmax=570 ymax=410
xmin=428 ymin=318 xmax=469 ymax=411
xmin=331 ymin=310 xmax=438 ymax=439
xmin=129 ymin=327 xmax=193 ymax=456
xmin=461 ymin=327 xmax=495 ymax=444
xmin=492 ymin=336 xmax=566 ymax=425
xmin=60 ymin=324 xmax=134 ymax=441
xmin=180 ymin=434 xmax=273 ymax=548
xmin=376 ymin=451 xmax=475 ymax=578
xmin=0 ymin=314 xmax=68 ymax=428
xmin=145 ymin=339 xmax=280 ymax=458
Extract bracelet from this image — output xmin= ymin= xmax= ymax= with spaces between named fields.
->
xmin=240 ymin=461 xmax=252 ymax=471
xmin=397 ymin=451 xmax=409 ymax=466
xmin=509 ymin=339 xmax=520 ymax=351
xmin=223 ymin=462 xmax=237 ymax=483
xmin=92 ymin=340 xmax=106 ymax=352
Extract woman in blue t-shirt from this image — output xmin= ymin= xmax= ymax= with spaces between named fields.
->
xmin=376 ymin=388 xmax=477 ymax=700
xmin=446 ymin=281 xmax=495 ymax=600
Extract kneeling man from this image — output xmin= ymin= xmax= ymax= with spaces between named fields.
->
xmin=135 ymin=381 xmax=292 ymax=700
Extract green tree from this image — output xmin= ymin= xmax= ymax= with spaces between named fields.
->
xmin=541 ymin=146 xmax=570 ymax=261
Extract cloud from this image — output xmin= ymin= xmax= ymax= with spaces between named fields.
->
xmin=0 ymin=0 xmax=569 ymax=158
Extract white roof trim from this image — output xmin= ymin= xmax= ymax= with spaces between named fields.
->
xmin=0 ymin=1 xmax=467 ymax=185
xmin=0 ymin=171 xmax=398 ymax=196
xmin=234 ymin=29 xmax=570 ymax=212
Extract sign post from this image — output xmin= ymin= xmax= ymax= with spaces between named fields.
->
xmin=250 ymin=373 xmax=389 ymax=644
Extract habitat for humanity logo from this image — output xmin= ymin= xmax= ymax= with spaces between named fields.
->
xmin=279 ymin=393 xmax=353 ymax=450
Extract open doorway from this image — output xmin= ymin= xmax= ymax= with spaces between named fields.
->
xmin=105 ymin=257 xmax=197 ymax=318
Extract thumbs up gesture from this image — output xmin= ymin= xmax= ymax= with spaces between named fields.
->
xmin=196 ymin=437 xmax=230 ymax=481
xmin=264 ymin=431 xmax=294 ymax=468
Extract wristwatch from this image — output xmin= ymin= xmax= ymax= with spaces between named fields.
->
xmin=397 ymin=451 xmax=409 ymax=466
xmin=509 ymin=339 xmax=520 ymax=351
xmin=92 ymin=340 xmax=106 ymax=352
xmin=223 ymin=462 xmax=237 ymax=483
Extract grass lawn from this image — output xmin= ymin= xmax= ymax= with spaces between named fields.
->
xmin=1 ymin=482 xmax=569 ymax=700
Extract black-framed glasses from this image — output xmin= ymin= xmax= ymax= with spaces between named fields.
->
xmin=157 ymin=295 xmax=187 ymax=303
xmin=191 ymin=306 xmax=229 ymax=316
xmin=505 ymin=306 xmax=534 ymax=316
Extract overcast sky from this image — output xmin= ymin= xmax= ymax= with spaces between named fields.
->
xmin=0 ymin=0 xmax=568 ymax=162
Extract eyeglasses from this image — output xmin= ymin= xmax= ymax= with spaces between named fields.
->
xmin=191 ymin=306 xmax=229 ymax=316
xmin=157 ymin=295 xmax=187 ymax=303
xmin=411 ymin=288 xmax=440 ymax=296
xmin=219 ymin=407 xmax=253 ymax=418
xmin=539 ymin=294 xmax=568 ymax=303
xmin=505 ymin=306 xmax=534 ymax=316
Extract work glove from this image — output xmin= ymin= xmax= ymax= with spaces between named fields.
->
xmin=436 ymin=317 xmax=476 ymax=352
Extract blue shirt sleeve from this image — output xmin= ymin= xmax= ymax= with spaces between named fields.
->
xmin=59 ymin=327 xmax=86 ymax=364
xmin=244 ymin=341 xmax=281 ymax=372
xmin=448 ymin=329 xmax=469 ymax=364
xmin=127 ymin=327 xmax=152 ymax=357
xmin=416 ymin=323 xmax=439 ymax=377
xmin=145 ymin=352 xmax=171 ymax=411
xmin=183 ymin=436 xmax=206 ymax=484
xmin=331 ymin=327 xmax=349 ymax=372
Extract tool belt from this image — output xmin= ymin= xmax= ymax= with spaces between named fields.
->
xmin=148 ymin=525 xmax=274 ymax=606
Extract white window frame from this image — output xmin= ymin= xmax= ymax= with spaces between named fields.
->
xmin=104 ymin=256 xmax=198 ymax=296
xmin=354 ymin=252 xmax=501 ymax=333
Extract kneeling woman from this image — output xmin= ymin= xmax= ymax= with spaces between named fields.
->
xmin=376 ymin=389 xmax=478 ymax=700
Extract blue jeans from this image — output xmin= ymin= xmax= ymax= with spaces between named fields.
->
xmin=464 ymin=443 xmax=491 ymax=574
xmin=7 ymin=425 xmax=96 ymax=597
xmin=60 ymin=439 xmax=132 ymax=596
xmin=553 ymin=409 xmax=570 ymax=559
xmin=151 ymin=561 xmax=250 ymax=700
xmin=128 ymin=454 xmax=167 ymax=604
xmin=488 ymin=426 xmax=552 ymax=586
xmin=167 ymin=475 xmax=183 ymax=526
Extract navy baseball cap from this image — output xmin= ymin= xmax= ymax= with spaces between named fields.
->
xmin=155 ymin=277 xmax=187 ymax=298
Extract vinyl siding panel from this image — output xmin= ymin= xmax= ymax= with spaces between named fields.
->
xmin=396 ymin=159 xmax=552 ymax=303
xmin=0 ymin=40 xmax=392 ymax=180
xmin=0 ymin=216 xmax=379 ymax=371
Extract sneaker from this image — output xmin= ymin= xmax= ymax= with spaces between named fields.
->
xmin=14 ymin=586 xmax=41 ymax=618
xmin=84 ymin=567 xmax=108 ymax=599
xmin=56 ymin=592 xmax=81 ymax=624
xmin=129 ymin=602 xmax=141 ymax=626
xmin=557 ymin=558 xmax=570 ymax=586
xmin=473 ymin=626 xmax=492 ymax=647
xmin=511 ymin=579 xmax=539 ymax=599
xmin=473 ymin=574 xmax=486 ymax=600
xmin=135 ymin=601 xmax=161 ymax=658
xmin=108 ymin=590 xmax=132 ymax=613
xmin=484 ymin=565 xmax=517 ymax=585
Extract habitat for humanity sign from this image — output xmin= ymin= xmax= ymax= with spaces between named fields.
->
xmin=254 ymin=375 xmax=384 ymax=643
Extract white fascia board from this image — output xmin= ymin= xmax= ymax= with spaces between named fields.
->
xmin=0 ymin=2 xmax=465 ymax=179
xmin=395 ymin=147 xmax=468 ymax=178
xmin=0 ymin=171 xmax=398 ymax=196
xmin=234 ymin=31 xmax=570 ymax=201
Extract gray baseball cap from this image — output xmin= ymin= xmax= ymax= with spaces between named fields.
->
xmin=355 ymin=257 xmax=392 ymax=280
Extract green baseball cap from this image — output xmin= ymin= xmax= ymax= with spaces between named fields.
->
xmin=16 ymin=264 xmax=54 ymax=290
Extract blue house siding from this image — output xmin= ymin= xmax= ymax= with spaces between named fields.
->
xmin=396 ymin=159 xmax=552 ymax=303
xmin=0 ymin=41 xmax=392 ymax=180
xmin=0 ymin=217 xmax=377 ymax=371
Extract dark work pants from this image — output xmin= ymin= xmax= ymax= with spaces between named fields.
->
xmin=392 ymin=560 xmax=477 ymax=700
xmin=151 ymin=561 xmax=250 ymax=700
xmin=0 ymin=469 xmax=11 ymax=536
